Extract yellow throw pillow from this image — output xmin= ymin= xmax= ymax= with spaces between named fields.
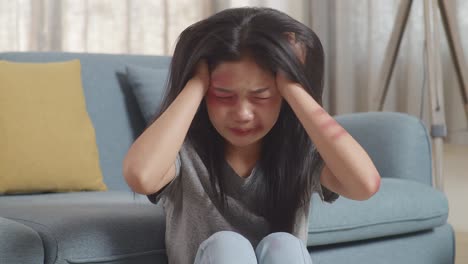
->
xmin=0 ymin=59 xmax=107 ymax=194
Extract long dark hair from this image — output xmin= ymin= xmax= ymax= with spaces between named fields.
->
xmin=152 ymin=7 xmax=325 ymax=234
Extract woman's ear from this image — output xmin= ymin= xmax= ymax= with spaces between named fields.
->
xmin=283 ymin=32 xmax=306 ymax=65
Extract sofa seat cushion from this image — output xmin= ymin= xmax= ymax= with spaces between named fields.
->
xmin=308 ymin=178 xmax=449 ymax=246
xmin=0 ymin=191 xmax=166 ymax=264
xmin=0 ymin=217 xmax=44 ymax=264
xmin=0 ymin=178 xmax=449 ymax=262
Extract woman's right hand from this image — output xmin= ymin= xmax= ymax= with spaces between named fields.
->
xmin=191 ymin=59 xmax=210 ymax=93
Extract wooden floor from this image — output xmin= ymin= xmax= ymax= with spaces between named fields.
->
xmin=456 ymin=232 xmax=468 ymax=264
xmin=443 ymin=144 xmax=468 ymax=264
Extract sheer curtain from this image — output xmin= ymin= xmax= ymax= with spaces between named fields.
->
xmin=318 ymin=0 xmax=468 ymax=144
xmin=314 ymin=0 xmax=468 ymax=145
xmin=1 ymin=0 xmax=467 ymax=143
xmin=0 ymin=0 xmax=212 ymax=54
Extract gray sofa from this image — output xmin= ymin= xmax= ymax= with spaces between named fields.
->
xmin=0 ymin=52 xmax=455 ymax=264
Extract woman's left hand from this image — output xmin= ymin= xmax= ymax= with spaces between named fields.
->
xmin=276 ymin=32 xmax=307 ymax=96
xmin=285 ymin=32 xmax=306 ymax=64
xmin=275 ymin=69 xmax=303 ymax=98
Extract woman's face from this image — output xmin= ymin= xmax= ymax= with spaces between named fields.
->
xmin=205 ymin=56 xmax=283 ymax=150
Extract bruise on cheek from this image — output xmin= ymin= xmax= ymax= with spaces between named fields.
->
xmin=206 ymin=89 xmax=219 ymax=106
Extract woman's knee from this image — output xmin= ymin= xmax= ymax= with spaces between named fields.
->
xmin=206 ymin=231 xmax=249 ymax=244
xmin=194 ymin=231 xmax=257 ymax=264
xmin=255 ymin=232 xmax=312 ymax=264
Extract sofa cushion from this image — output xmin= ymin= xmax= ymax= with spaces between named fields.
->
xmin=125 ymin=64 xmax=168 ymax=124
xmin=0 ymin=191 xmax=167 ymax=264
xmin=335 ymin=112 xmax=432 ymax=186
xmin=307 ymin=178 xmax=449 ymax=246
xmin=308 ymin=224 xmax=455 ymax=264
xmin=0 ymin=52 xmax=172 ymax=191
xmin=0 ymin=60 xmax=107 ymax=194
xmin=0 ymin=217 xmax=44 ymax=264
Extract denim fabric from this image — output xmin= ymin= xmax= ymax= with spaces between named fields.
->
xmin=194 ymin=231 xmax=312 ymax=264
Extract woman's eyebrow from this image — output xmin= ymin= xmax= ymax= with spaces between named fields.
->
xmin=251 ymin=87 xmax=269 ymax=93
xmin=213 ymin=87 xmax=233 ymax=93
xmin=213 ymin=87 xmax=269 ymax=93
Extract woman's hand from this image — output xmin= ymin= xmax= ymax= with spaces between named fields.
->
xmin=190 ymin=59 xmax=210 ymax=93
xmin=276 ymin=32 xmax=307 ymax=97
xmin=285 ymin=32 xmax=306 ymax=65
xmin=275 ymin=69 xmax=299 ymax=97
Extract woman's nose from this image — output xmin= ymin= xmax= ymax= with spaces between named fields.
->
xmin=232 ymin=101 xmax=254 ymax=122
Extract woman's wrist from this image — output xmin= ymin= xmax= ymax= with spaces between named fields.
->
xmin=190 ymin=60 xmax=210 ymax=94
xmin=186 ymin=77 xmax=209 ymax=96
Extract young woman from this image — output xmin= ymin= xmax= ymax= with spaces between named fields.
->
xmin=123 ymin=7 xmax=380 ymax=264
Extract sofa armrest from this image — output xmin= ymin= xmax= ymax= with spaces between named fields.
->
xmin=0 ymin=217 xmax=44 ymax=264
xmin=335 ymin=112 xmax=432 ymax=186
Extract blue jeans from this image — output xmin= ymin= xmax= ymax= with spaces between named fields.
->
xmin=194 ymin=231 xmax=313 ymax=264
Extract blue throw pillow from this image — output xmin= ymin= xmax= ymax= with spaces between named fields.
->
xmin=125 ymin=64 xmax=168 ymax=124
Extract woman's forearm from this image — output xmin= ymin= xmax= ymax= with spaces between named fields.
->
xmin=123 ymin=79 xmax=206 ymax=194
xmin=281 ymin=84 xmax=380 ymax=199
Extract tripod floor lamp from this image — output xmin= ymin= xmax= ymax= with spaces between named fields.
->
xmin=372 ymin=0 xmax=468 ymax=192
